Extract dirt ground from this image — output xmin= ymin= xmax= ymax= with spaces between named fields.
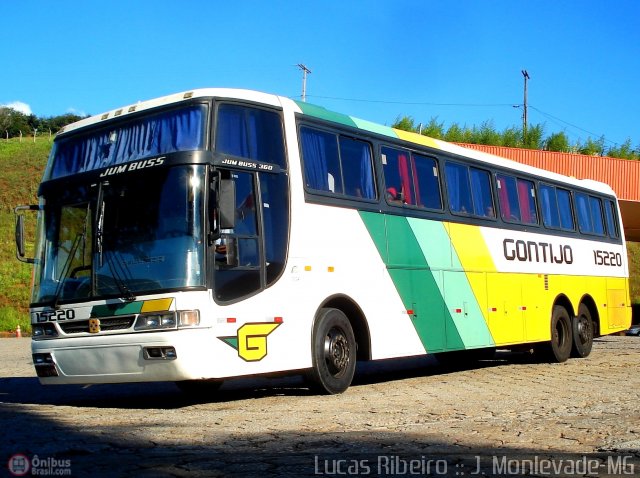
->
xmin=1 ymin=335 xmax=639 ymax=477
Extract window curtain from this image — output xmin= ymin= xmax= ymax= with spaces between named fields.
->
xmin=470 ymin=169 xmax=488 ymax=215
xmin=445 ymin=164 xmax=461 ymax=211
xmin=539 ymin=186 xmax=556 ymax=227
xmin=517 ymin=180 xmax=532 ymax=223
xmin=300 ymin=129 xmax=328 ymax=190
xmin=216 ymin=106 xmax=249 ymax=158
xmin=589 ymin=197 xmax=604 ymax=234
xmin=576 ymin=194 xmax=591 ymax=231
xmin=497 ymin=177 xmax=510 ymax=219
xmin=359 ymin=146 xmax=375 ymax=199
xmin=51 ymin=106 xmax=205 ymax=180
xmin=398 ymin=154 xmax=412 ymax=204
xmin=411 ymin=157 xmax=422 ymax=206
xmin=557 ymin=190 xmax=574 ymax=229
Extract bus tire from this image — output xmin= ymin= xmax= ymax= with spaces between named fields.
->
xmin=542 ymin=305 xmax=573 ymax=363
xmin=571 ymin=304 xmax=594 ymax=358
xmin=175 ymin=379 xmax=223 ymax=396
xmin=308 ymin=308 xmax=356 ymax=395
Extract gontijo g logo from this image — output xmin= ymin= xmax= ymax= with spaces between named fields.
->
xmin=219 ymin=322 xmax=281 ymax=361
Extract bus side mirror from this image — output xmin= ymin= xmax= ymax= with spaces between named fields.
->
xmin=219 ymin=179 xmax=236 ymax=229
xmin=14 ymin=205 xmax=37 ymax=264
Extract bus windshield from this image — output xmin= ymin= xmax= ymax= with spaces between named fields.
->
xmin=32 ymin=165 xmax=206 ymax=305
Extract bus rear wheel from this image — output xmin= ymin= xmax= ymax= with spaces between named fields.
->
xmin=308 ymin=308 xmax=356 ymax=395
xmin=541 ymin=305 xmax=573 ymax=363
xmin=571 ymin=304 xmax=594 ymax=358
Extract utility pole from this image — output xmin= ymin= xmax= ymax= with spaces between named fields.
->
xmin=297 ymin=63 xmax=312 ymax=102
xmin=521 ymin=70 xmax=530 ymax=144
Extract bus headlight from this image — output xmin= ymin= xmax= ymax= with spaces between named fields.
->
xmin=178 ymin=310 xmax=200 ymax=327
xmin=32 ymin=323 xmax=58 ymax=339
xmin=134 ymin=312 xmax=177 ymax=331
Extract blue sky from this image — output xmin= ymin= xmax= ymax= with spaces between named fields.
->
xmin=2 ymin=1 xmax=639 ymax=149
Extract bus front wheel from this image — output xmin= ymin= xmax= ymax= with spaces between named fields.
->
xmin=308 ymin=308 xmax=356 ymax=395
xmin=542 ymin=305 xmax=573 ymax=363
xmin=571 ymin=304 xmax=594 ymax=358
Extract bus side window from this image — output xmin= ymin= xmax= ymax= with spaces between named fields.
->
xmin=470 ymin=167 xmax=494 ymax=217
xmin=445 ymin=162 xmax=473 ymax=214
xmin=216 ymin=104 xmax=286 ymax=168
xmin=496 ymin=174 xmax=520 ymax=221
xmin=517 ymin=178 xmax=538 ymax=224
xmin=589 ymin=196 xmax=605 ymax=235
xmin=556 ymin=188 xmax=575 ymax=230
xmin=540 ymin=183 xmax=560 ymax=228
xmin=413 ymin=154 xmax=442 ymax=210
xmin=300 ymin=127 xmax=342 ymax=194
xmin=575 ymin=192 xmax=593 ymax=233
xmin=604 ymin=199 xmax=620 ymax=239
xmin=382 ymin=146 xmax=414 ymax=206
xmin=339 ymin=137 xmax=375 ymax=199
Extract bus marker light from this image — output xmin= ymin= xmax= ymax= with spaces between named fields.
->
xmin=520 ymin=306 xmax=527 ymax=311
xmin=177 ymin=310 xmax=200 ymax=327
xmin=304 ymin=265 xmax=312 ymax=271
xmin=274 ymin=317 xmax=283 ymax=323
xmin=227 ymin=317 xmax=237 ymax=323
xmin=327 ymin=266 xmax=335 ymax=272
xmin=489 ymin=307 xmax=497 ymax=312
xmin=406 ymin=310 xmax=414 ymax=315
xmin=454 ymin=308 xmax=462 ymax=314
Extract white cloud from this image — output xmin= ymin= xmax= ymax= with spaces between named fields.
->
xmin=66 ymin=107 xmax=87 ymax=117
xmin=1 ymin=101 xmax=33 ymax=115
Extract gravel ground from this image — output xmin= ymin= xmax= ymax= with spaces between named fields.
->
xmin=1 ymin=335 xmax=639 ymax=477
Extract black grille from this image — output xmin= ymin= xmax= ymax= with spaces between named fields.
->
xmin=59 ymin=315 xmax=136 ymax=334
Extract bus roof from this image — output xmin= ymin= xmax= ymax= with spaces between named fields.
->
xmin=57 ymin=88 xmax=617 ymax=197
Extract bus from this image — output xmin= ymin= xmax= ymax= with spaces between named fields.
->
xmin=15 ymin=88 xmax=631 ymax=394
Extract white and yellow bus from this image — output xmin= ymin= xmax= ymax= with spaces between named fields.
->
xmin=16 ymin=88 xmax=631 ymax=394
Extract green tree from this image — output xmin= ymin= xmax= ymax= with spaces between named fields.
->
xmin=578 ymin=136 xmax=606 ymax=156
xmin=500 ymin=126 xmax=522 ymax=147
xmin=523 ymin=123 xmax=544 ymax=149
xmin=546 ymin=131 xmax=571 ymax=152
xmin=392 ymin=115 xmax=417 ymax=132
xmin=606 ymin=138 xmax=638 ymax=160
xmin=470 ymin=120 xmax=501 ymax=146
xmin=421 ymin=117 xmax=445 ymax=139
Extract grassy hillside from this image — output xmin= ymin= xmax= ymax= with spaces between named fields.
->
xmin=0 ymin=139 xmax=50 ymax=334
xmin=0 ymin=140 xmax=639 ymax=333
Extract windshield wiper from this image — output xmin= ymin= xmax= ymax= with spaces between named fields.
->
xmin=104 ymin=250 xmax=137 ymax=303
xmin=93 ymin=181 xmax=136 ymax=303
xmin=51 ymin=232 xmax=84 ymax=310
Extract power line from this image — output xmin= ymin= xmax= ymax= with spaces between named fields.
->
xmin=528 ymin=105 xmax=622 ymax=147
xmin=298 ymin=94 xmax=627 ymax=148
xmin=304 ymin=94 xmax=513 ymax=108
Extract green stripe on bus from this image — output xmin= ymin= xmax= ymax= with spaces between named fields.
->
xmin=407 ymin=218 xmax=495 ymax=348
xmin=91 ymin=301 xmax=144 ymax=318
xmin=360 ymin=211 xmax=465 ymax=352
xmin=295 ymin=101 xmax=358 ymax=128
xmin=351 ymin=117 xmax=397 ymax=137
